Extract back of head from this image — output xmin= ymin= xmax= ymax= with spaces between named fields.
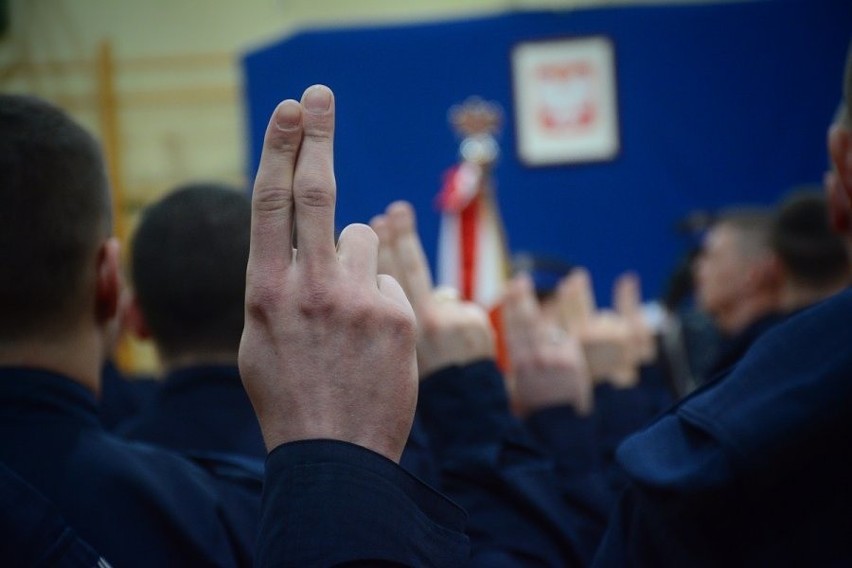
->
xmin=713 ymin=207 xmax=774 ymax=258
xmin=131 ymin=183 xmax=250 ymax=361
xmin=0 ymin=96 xmax=112 ymax=341
xmin=771 ymin=190 xmax=850 ymax=289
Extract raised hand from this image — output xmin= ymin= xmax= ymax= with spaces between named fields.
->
xmin=613 ymin=271 xmax=657 ymax=365
xmin=502 ymin=273 xmax=593 ymax=416
xmin=375 ymin=201 xmax=496 ymax=379
xmin=239 ymin=86 xmax=418 ymax=463
xmin=557 ymin=268 xmax=638 ymax=387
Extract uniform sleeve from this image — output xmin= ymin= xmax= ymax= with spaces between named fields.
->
xmin=595 ymin=364 xmax=675 ymax=493
xmin=258 ymin=439 xmax=469 ymax=567
xmin=418 ymin=360 xmax=613 ymax=566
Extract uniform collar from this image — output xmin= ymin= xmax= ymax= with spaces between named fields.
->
xmin=0 ymin=367 xmax=99 ymax=427
xmin=161 ymin=364 xmax=241 ymax=394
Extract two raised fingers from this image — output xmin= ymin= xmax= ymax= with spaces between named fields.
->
xmin=249 ymin=86 xmax=341 ymax=278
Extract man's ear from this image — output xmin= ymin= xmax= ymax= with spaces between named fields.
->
xmin=95 ymin=237 xmax=121 ymax=324
xmin=762 ymin=254 xmax=786 ymax=291
xmin=747 ymin=253 xmax=783 ymax=293
xmin=829 ymin=124 xmax=852 ymax=194
xmin=827 ymin=125 xmax=852 ymax=234
xmin=124 ymin=292 xmax=153 ymax=340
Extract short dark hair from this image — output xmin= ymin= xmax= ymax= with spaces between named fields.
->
xmin=713 ymin=207 xmax=774 ymax=259
xmin=0 ymin=95 xmax=112 ymax=340
xmin=770 ymin=190 xmax=850 ymax=288
xmin=131 ymin=183 xmax=250 ymax=359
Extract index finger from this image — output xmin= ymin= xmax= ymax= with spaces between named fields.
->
xmin=501 ymin=273 xmax=540 ymax=356
xmin=557 ymin=268 xmax=596 ymax=332
xmin=291 ymin=85 xmax=338 ymax=268
xmin=614 ymin=272 xmax=642 ymax=321
xmin=249 ymin=99 xmax=303 ymax=272
xmin=370 ymin=213 xmax=402 ymax=282
xmin=386 ymin=201 xmax=434 ymax=311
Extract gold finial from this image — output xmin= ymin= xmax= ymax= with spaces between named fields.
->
xmin=449 ymin=97 xmax=503 ymax=139
xmin=448 ymin=97 xmax=503 ymax=166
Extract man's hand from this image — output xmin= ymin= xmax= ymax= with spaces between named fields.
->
xmin=614 ymin=272 xmax=657 ymax=365
xmin=372 ymin=201 xmax=496 ymax=379
xmin=239 ymin=86 xmax=418 ymax=463
xmin=557 ymin=268 xmax=638 ymax=387
xmin=502 ymin=274 xmax=593 ymax=416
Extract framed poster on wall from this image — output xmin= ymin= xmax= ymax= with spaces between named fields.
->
xmin=512 ymin=36 xmax=619 ymax=166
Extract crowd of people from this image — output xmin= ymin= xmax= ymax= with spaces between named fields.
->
xmin=1 ymin=39 xmax=851 ymax=567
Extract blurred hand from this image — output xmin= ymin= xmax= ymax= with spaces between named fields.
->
xmin=503 ymin=274 xmax=593 ymax=416
xmin=239 ymin=86 xmax=418 ymax=463
xmin=373 ymin=201 xmax=496 ymax=379
xmin=557 ymin=268 xmax=638 ymax=388
xmin=614 ymin=272 xmax=657 ymax=365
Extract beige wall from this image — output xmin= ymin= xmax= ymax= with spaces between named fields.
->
xmin=0 ymin=0 xmax=740 ymax=211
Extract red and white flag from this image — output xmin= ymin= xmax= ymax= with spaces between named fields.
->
xmin=435 ymin=162 xmax=509 ymax=309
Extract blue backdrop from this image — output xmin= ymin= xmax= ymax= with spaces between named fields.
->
xmin=242 ymin=0 xmax=852 ymax=303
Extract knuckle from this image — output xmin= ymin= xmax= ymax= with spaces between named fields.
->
xmin=303 ymin=126 xmax=333 ymax=143
xmin=345 ymin=297 xmax=376 ymax=326
xmin=244 ymin=282 xmax=279 ymax=321
xmin=386 ymin=307 xmax=417 ymax=344
xmin=266 ymin=133 xmax=301 ymax=153
xmin=296 ymin=178 xmax=336 ymax=209
xmin=252 ymin=185 xmax=292 ymax=213
xmin=297 ymin=283 xmax=335 ymax=317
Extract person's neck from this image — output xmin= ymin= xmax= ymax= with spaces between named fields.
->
xmin=716 ymin=295 xmax=779 ymax=336
xmin=0 ymin=325 xmax=104 ymax=395
xmin=780 ymin=280 xmax=847 ymax=313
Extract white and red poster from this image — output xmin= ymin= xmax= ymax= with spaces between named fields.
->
xmin=512 ymin=36 xmax=619 ymax=166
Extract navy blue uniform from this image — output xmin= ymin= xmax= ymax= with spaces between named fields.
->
xmin=98 ymin=360 xmax=157 ymax=431
xmin=1 ymin=460 xmax=106 ymax=567
xmin=594 ymin=364 xmax=676 ymax=492
xmin=118 ymin=365 xmax=266 ymax=459
xmin=703 ymin=311 xmax=786 ymax=381
xmin=0 ymin=367 xmax=260 ymax=567
xmin=592 ymin=290 xmax=852 ymax=565
xmin=257 ymin=439 xmax=469 ymax=566
xmin=418 ymin=360 xmax=613 ymax=566
xmin=117 ymin=364 xmax=438 ymax=484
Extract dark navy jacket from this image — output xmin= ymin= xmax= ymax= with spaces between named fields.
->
xmin=257 ymin=439 xmax=469 ymax=567
xmin=118 ymin=365 xmax=267 ymax=459
xmin=594 ymin=364 xmax=676 ymax=492
xmin=703 ymin=311 xmax=786 ymax=381
xmin=1 ymin=460 xmax=106 ymax=567
xmin=593 ymin=290 xmax=852 ymax=566
xmin=117 ymin=364 xmax=438 ymax=484
xmin=98 ymin=360 xmax=157 ymax=431
xmin=0 ymin=367 xmax=260 ymax=567
xmin=418 ymin=360 xmax=613 ymax=566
